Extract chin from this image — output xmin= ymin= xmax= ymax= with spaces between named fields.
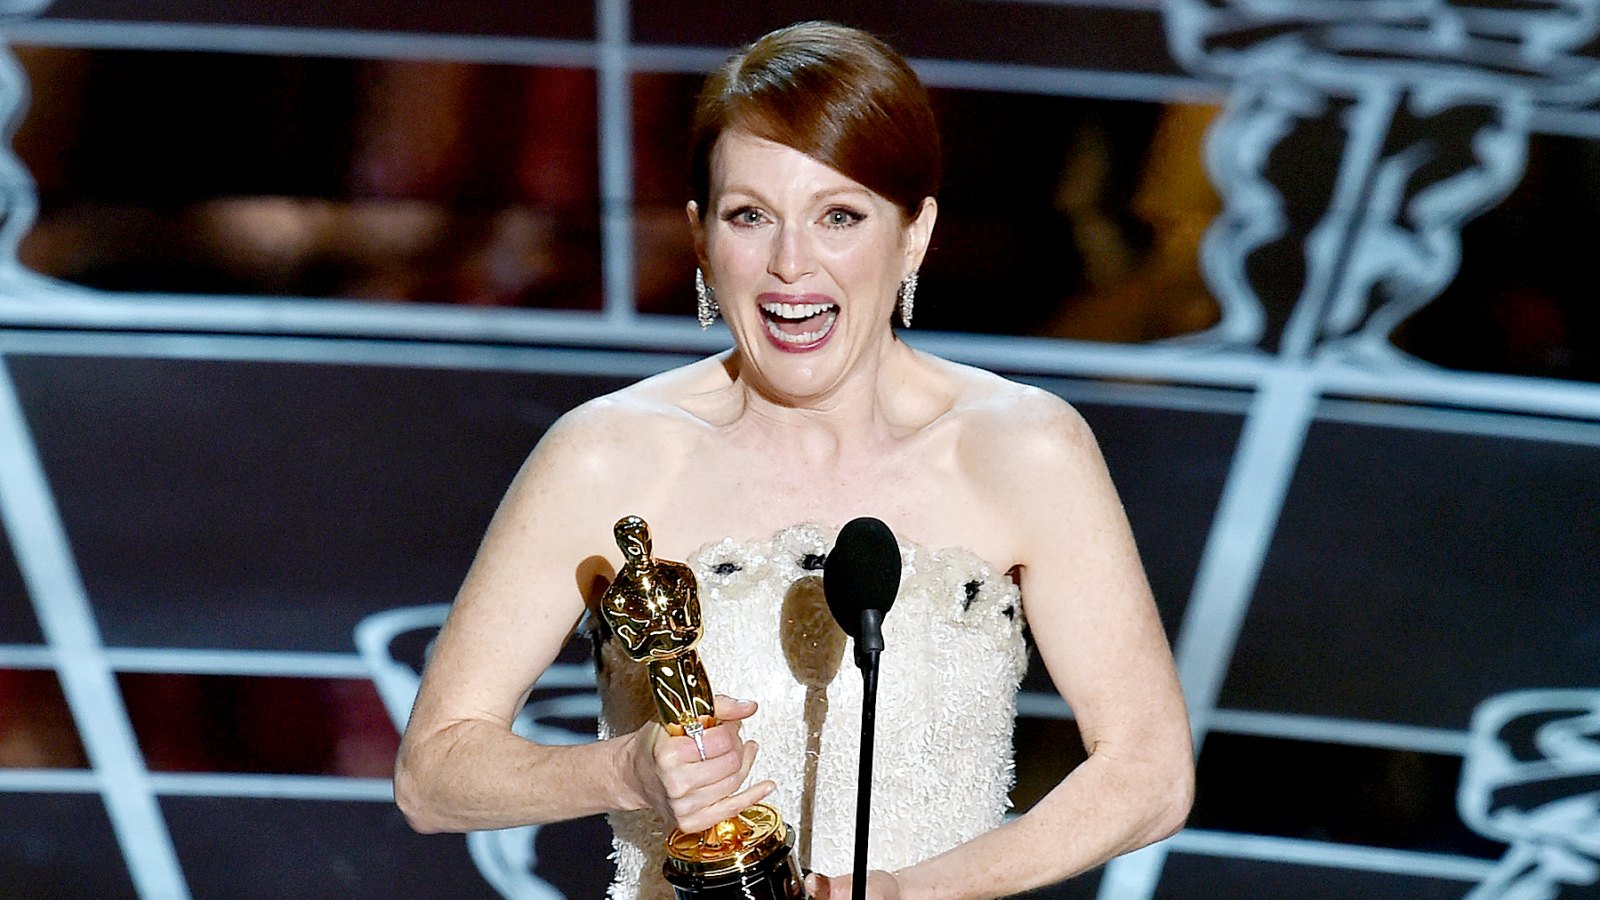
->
xmin=734 ymin=317 xmax=878 ymax=400
xmin=750 ymin=354 xmax=840 ymax=402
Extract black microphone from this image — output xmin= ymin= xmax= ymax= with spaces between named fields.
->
xmin=823 ymin=516 xmax=901 ymax=900
xmin=824 ymin=516 xmax=902 ymax=670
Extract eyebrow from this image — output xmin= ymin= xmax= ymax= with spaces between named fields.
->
xmin=716 ymin=184 xmax=874 ymax=205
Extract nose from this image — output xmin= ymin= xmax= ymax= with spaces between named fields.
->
xmin=767 ymin=222 xmax=813 ymax=283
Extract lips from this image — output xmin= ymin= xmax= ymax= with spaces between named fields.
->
xmin=758 ymin=295 xmax=839 ymax=351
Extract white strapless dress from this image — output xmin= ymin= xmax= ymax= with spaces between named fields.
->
xmin=595 ymin=524 xmax=1029 ymax=900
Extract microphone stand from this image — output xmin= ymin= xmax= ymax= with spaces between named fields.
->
xmin=852 ymin=610 xmax=885 ymax=900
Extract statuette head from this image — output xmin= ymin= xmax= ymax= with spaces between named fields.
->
xmin=615 ymin=515 xmax=652 ymax=565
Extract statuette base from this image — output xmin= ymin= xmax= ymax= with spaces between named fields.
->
xmin=663 ymin=803 xmax=802 ymax=900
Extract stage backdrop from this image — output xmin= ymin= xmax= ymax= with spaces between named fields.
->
xmin=0 ymin=2 xmax=1596 ymax=899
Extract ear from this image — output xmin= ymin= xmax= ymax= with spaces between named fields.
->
xmin=687 ymin=200 xmax=708 ymax=270
xmin=903 ymin=196 xmax=938 ymax=278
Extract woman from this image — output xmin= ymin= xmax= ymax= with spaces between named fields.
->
xmin=395 ymin=21 xmax=1193 ymax=900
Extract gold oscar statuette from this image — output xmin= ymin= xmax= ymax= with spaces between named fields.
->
xmin=599 ymin=516 xmax=804 ymax=900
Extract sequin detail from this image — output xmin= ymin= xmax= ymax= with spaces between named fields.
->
xmin=597 ymin=524 xmax=1029 ymax=900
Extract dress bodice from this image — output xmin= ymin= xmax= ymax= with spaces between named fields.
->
xmin=596 ymin=524 xmax=1029 ymax=900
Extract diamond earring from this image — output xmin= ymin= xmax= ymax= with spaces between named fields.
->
xmin=695 ymin=268 xmax=718 ymax=329
xmin=897 ymin=270 xmax=918 ymax=328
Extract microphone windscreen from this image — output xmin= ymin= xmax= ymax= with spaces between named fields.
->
xmin=824 ymin=517 xmax=902 ymax=638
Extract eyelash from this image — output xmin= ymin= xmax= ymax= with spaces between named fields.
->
xmin=822 ymin=207 xmax=865 ymax=228
xmin=719 ymin=206 xmax=867 ymax=229
xmin=723 ymin=206 xmax=766 ymax=227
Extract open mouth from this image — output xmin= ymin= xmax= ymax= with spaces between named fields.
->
xmin=760 ymin=300 xmax=839 ymax=349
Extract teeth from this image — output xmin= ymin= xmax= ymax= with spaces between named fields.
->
xmin=761 ymin=301 xmax=835 ymax=320
xmin=763 ymin=310 xmax=837 ymax=345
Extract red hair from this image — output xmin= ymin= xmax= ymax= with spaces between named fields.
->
xmin=689 ymin=21 xmax=941 ymax=219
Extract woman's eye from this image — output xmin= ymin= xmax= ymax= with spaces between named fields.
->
xmin=724 ymin=207 xmax=765 ymax=226
xmin=823 ymin=208 xmax=863 ymax=228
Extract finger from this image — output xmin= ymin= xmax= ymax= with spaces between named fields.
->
xmin=634 ymin=721 xmax=663 ymax=757
xmin=679 ymin=738 xmax=760 ymax=806
xmin=666 ymin=755 xmax=746 ymax=802
xmin=675 ymin=778 xmax=776 ymax=834
xmin=713 ymin=695 xmax=758 ymax=722
xmin=698 ymin=718 xmax=752 ymax=760
xmin=657 ymin=712 xmax=752 ymax=764
xmin=632 ymin=722 xmax=669 ymax=788
xmin=736 ymin=735 xmax=760 ymax=783
xmin=653 ymin=731 xmax=716 ymax=770
xmin=653 ymin=730 xmax=696 ymax=769
xmin=656 ymin=728 xmax=747 ymax=775
xmin=691 ymin=732 xmax=759 ymax=789
xmin=666 ymin=717 xmax=752 ymax=766
xmin=868 ymin=869 xmax=900 ymax=900
xmin=656 ymin=738 xmax=748 ymax=798
xmin=808 ymin=873 xmax=851 ymax=900
xmin=666 ymin=755 xmax=760 ymax=822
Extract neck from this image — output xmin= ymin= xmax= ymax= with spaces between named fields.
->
xmin=728 ymin=338 xmax=914 ymax=456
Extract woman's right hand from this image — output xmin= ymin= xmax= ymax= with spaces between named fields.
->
xmin=629 ymin=695 xmax=775 ymax=833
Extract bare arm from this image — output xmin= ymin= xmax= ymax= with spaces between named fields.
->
xmin=393 ymin=406 xmax=771 ymax=834
xmin=830 ymin=394 xmax=1194 ymax=899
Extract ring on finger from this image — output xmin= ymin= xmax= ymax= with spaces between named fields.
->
xmin=685 ymin=722 xmax=708 ymax=761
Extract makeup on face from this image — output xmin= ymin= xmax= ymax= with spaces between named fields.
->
xmin=704 ymin=133 xmax=910 ymax=362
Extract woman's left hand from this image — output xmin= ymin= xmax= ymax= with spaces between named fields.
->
xmin=804 ymin=869 xmax=901 ymax=900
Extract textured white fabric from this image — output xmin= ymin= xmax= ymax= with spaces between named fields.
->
xmin=597 ymin=524 xmax=1029 ymax=900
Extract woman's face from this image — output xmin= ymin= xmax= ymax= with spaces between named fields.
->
xmin=692 ymin=130 xmax=934 ymax=403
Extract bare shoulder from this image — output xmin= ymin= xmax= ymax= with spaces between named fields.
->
xmin=528 ymin=356 xmax=726 ymax=483
xmin=467 ymin=357 xmax=727 ymax=598
xmin=895 ymin=356 xmax=1114 ymax=562
xmin=927 ymin=357 xmax=1101 ymax=477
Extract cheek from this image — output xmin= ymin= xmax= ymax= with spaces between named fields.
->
xmin=707 ymin=233 xmax=766 ymax=278
xmin=817 ymin=235 xmax=900 ymax=285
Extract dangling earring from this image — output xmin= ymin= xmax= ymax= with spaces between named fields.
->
xmin=897 ymin=270 xmax=919 ymax=328
xmin=695 ymin=268 xmax=718 ymax=329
